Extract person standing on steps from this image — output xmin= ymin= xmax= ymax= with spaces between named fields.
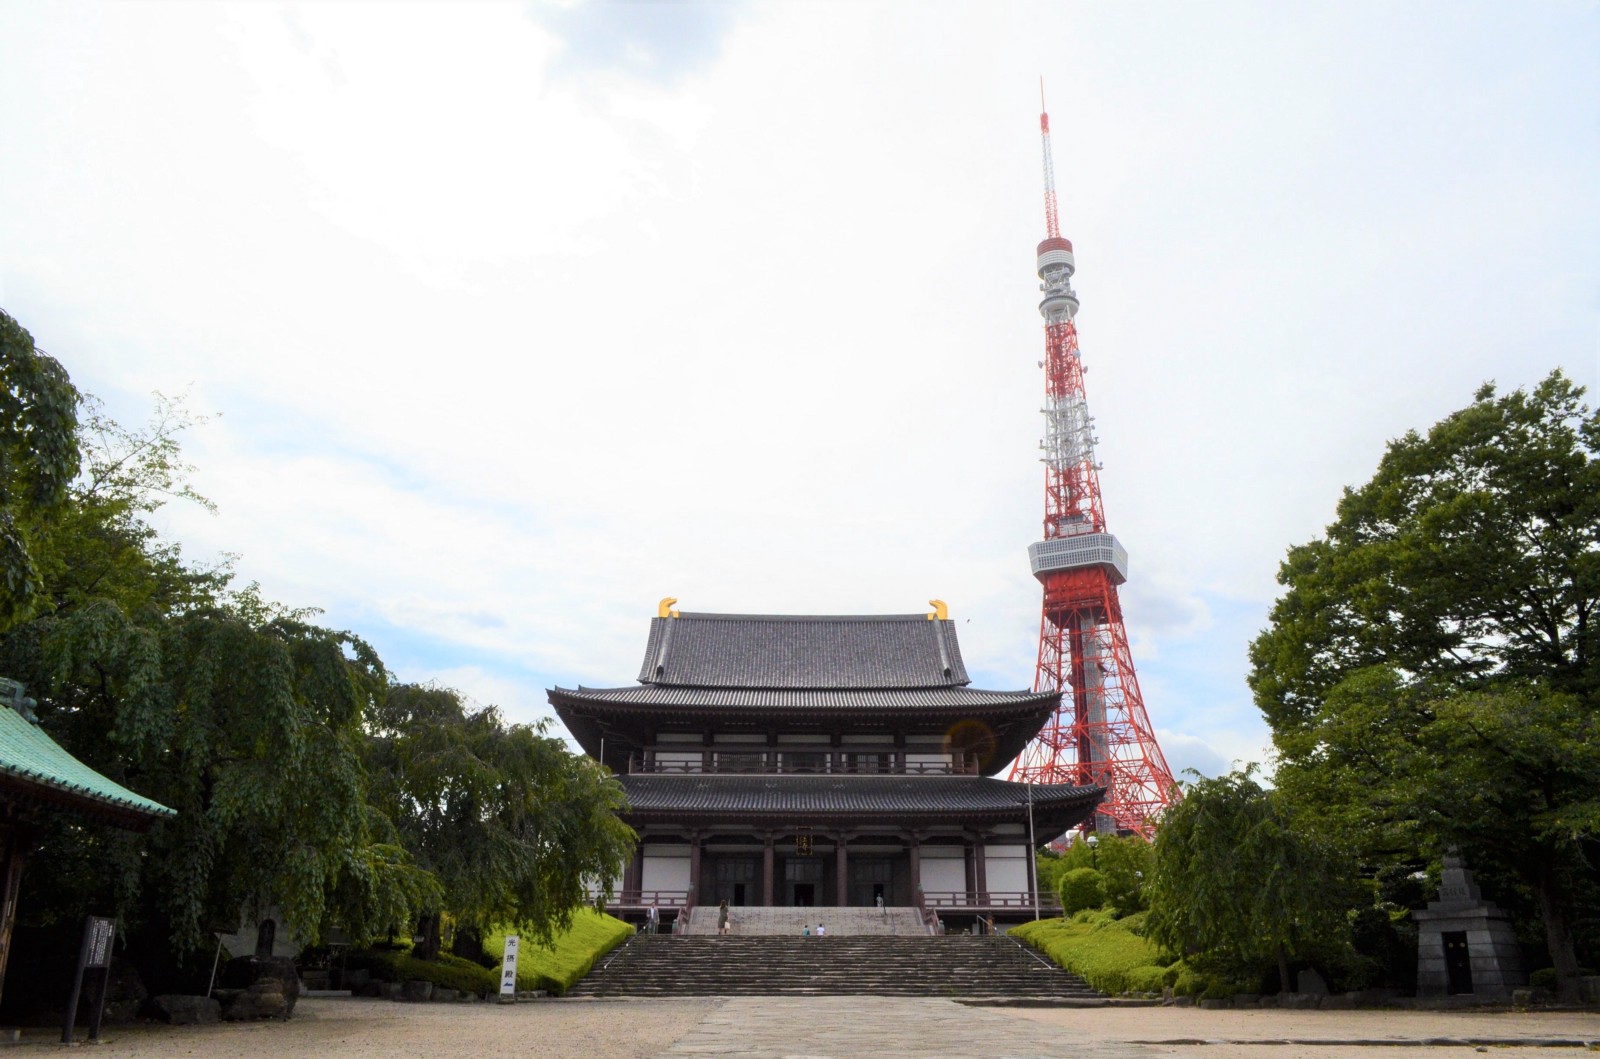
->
xmin=816 ymin=923 xmax=826 ymax=937
xmin=718 ymin=899 xmax=731 ymax=935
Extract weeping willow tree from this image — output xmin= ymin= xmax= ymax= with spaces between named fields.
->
xmin=1145 ymin=767 xmax=1354 ymax=992
xmin=364 ymin=684 xmax=633 ymax=956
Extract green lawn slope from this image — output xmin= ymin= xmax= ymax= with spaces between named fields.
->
xmin=483 ymin=908 xmax=633 ymax=995
xmin=1010 ymin=911 xmax=1177 ymax=995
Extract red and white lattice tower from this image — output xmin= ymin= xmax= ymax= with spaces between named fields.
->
xmin=1008 ymin=87 xmax=1176 ymax=837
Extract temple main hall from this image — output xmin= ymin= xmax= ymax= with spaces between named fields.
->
xmin=548 ymin=602 xmax=1103 ymax=930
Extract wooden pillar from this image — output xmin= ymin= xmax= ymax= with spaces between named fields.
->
xmin=835 ymin=834 xmax=849 ymax=907
xmin=909 ymin=832 xmax=923 ymax=897
xmin=0 ymin=825 xmax=28 ymax=1007
xmin=689 ymin=832 xmax=702 ymax=905
xmin=624 ymin=844 xmax=644 ymax=897
xmin=762 ymin=832 xmax=775 ymax=906
xmin=973 ymin=834 xmax=988 ymax=901
xmin=893 ymin=731 xmax=906 ymax=773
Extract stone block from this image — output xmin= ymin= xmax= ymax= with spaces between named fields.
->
xmin=147 ymin=995 xmax=221 ymax=1025
xmin=1198 ymin=998 xmax=1231 ymax=1010
xmin=1582 ymin=976 xmax=1600 ymax=1003
xmin=1297 ymin=969 xmax=1329 ymax=995
xmin=342 ymin=968 xmax=371 ymax=991
xmin=432 ymin=987 xmax=457 ymax=1002
xmin=221 ymin=982 xmax=288 ymax=1021
xmin=1318 ymin=994 xmax=1355 ymax=1010
xmin=358 ymin=982 xmax=382 ymax=998
xmin=1231 ymin=994 xmax=1261 ymax=1008
xmin=402 ymin=979 xmax=434 ymax=1003
xmin=1280 ymin=993 xmax=1319 ymax=1010
xmin=1512 ymin=988 xmax=1536 ymax=1007
xmin=1172 ymin=995 xmax=1194 ymax=1007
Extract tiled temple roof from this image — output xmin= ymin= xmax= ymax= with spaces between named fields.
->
xmin=0 ymin=707 xmax=174 ymax=830
xmin=637 ymin=613 xmax=969 ymax=689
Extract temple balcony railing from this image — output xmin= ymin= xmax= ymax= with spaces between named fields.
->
xmin=919 ymin=891 xmax=1062 ymax=915
xmin=603 ymin=889 xmax=693 ymax=912
xmin=626 ymin=754 xmax=981 ymax=777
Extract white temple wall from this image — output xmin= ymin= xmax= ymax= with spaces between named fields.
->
xmin=985 ymin=845 xmax=1030 ymax=893
xmin=921 ymin=849 xmax=967 ymax=893
xmin=641 ymin=846 xmax=692 ymax=893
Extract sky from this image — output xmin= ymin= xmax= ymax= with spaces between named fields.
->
xmin=2 ymin=1 xmax=1595 ymax=782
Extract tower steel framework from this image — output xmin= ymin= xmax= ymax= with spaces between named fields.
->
xmin=1007 ymin=90 xmax=1176 ymax=837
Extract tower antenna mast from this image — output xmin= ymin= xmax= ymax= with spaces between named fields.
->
xmin=1008 ymin=82 xmax=1177 ymax=837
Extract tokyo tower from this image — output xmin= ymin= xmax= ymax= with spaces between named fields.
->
xmin=1008 ymin=87 xmax=1176 ymax=837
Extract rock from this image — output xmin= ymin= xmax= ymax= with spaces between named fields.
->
xmin=1512 ymin=988 xmax=1536 ymax=1007
xmin=1232 ymin=993 xmax=1261 ymax=1008
xmin=1280 ymin=993 xmax=1319 ymax=1010
xmin=342 ymin=968 xmax=371 ymax=991
xmin=221 ymin=982 xmax=288 ymax=1021
xmin=1172 ymin=995 xmax=1195 ymax=1007
xmin=147 ymin=995 xmax=221 ymax=1025
xmin=358 ymin=982 xmax=382 ymax=998
xmin=218 ymin=956 xmax=300 ymax=1016
xmin=432 ymin=987 xmax=457 ymax=1002
xmin=402 ymin=979 xmax=434 ymax=1002
xmin=1296 ymin=968 xmax=1330 ymax=996
xmin=1256 ymin=994 xmax=1281 ymax=1008
xmin=1198 ymin=998 xmax=1231 ymax=1010
xmin=378 ymin=981 xmax=402 ymax=1000
xmin=1319 ymin=994 xmax=1356 ymax=1010
xmin=1582 ymin=977 xmax=1600 ymax=1003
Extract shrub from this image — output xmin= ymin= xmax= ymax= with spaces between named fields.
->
xmin=1012 ymin=912 xmax=1178 ymax=996
xmin=343 ymin=950 xmax=496 ymax=995
xmin=1058 ymin=869 xmax=1106 ymax=915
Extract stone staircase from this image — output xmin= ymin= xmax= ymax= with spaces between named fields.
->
xmin=566 ymin=931 xmax=1102 ymax=999
xmin=683 ymin=905 xmax=928 ymax=936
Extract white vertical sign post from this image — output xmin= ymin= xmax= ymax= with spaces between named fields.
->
xmin=499 ymin=935 xmax=520 ymax=1002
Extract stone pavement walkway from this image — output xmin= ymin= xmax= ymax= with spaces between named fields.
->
xmin=654 ymin=996 xmax=1158 ymax=1058
xmin=43 ymin=995 xmax=1600 ymax=1059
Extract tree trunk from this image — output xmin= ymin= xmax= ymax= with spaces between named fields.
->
xmin=1529 ymin=864 xmax=1582 ymax=1004
xmin=450 ymin=925 xmax=486 ymax=966
xmin=1276 ymin=942 xmax=1291 ymax=996
xmin=413 ymin=912 xmax=441 ymax=962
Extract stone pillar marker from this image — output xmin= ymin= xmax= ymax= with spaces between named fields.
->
xmin=1413 ymin=852 xmax=1525 ymax=997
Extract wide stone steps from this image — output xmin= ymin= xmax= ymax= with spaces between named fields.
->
xmin=566 ymin=933 xmax=1101 ymax=999
xmin=683 ymin=905 xmax=928 ymax=936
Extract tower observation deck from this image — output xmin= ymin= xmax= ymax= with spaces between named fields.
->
xmin=1007 ymin=89 xmax=1176 ymax=837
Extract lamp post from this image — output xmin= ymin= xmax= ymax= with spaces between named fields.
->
xmin=1086 ymin=833 xmax=1098 ymax=869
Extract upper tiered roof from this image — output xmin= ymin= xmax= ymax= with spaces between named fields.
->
xmin=637 ymin=613 xmax=969 ymax=688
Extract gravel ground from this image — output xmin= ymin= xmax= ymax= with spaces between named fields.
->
xmin=28 ymin=995 xmax=1600 ymax=1059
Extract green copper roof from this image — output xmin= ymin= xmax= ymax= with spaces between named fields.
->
xmin=0 ymin=706 xmax=174 ymax=822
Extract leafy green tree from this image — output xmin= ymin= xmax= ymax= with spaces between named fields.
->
xmin=1146 ymin=768 xmax=1355 ymax=993
xmin=1096 ymin=834 xmax=1154 ymax=914
xmin=0 ymin=309 xmax=79 ymax=629
xmin=1251 ymin=370 xmax=1598 ymax=738
xmin=1251 ymin=371 xmax=1600 ymax=1001
xmin=364 ymin=684 xmax=633 ymax=953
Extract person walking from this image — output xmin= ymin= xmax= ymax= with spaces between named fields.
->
xmin=717 ymin=900 xmax=731 ymax=936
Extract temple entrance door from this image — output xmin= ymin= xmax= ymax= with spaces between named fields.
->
xmin=783 ymin=855 xmax=823 ymax=906
xmin=848 ymin=857 xmax=894 ymax=907
xmin=709 ymin=855 xmax=757 ymax=906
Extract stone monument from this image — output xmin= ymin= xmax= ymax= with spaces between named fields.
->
xmin=1413 ymin=853 xmax=1525 ymax=996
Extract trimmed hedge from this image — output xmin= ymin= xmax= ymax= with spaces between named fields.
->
xmin=344 ymin=910 xmax=632 ymax=997
xmin=344 ymin=950 xmax=496 ymax=994
xmin=481 ymin=909 xmax=633 ymax=995
xmin=1011 ymin=912 xmax=1175 ymax=996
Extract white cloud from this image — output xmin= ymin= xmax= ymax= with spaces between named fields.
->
xmin=2 ymin=0 xmax=1595 ymax=760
